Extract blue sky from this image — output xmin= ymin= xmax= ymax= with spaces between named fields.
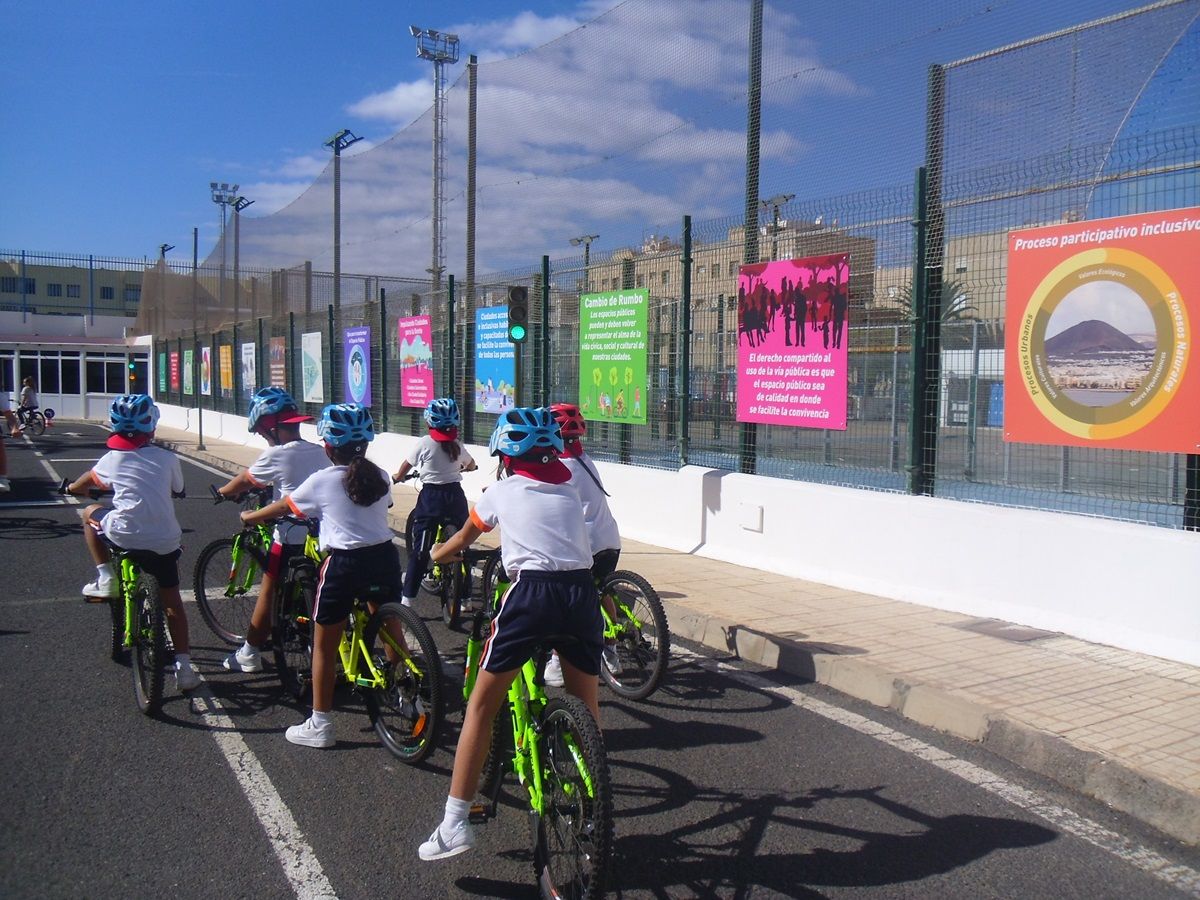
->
xmin=2 ymin=0 xmax=1188 ymax=276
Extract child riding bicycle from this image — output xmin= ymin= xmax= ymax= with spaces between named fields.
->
xmin=215 ymin=387 xmax=328 ymax=674
xmin=418 ymin=406 xmax=603 ymax=862
xmin=241 ymin=402 xmax=400 ymax=749
xmin=391 ymin=397 xmax=477 ymax=608
xmin=65 ymin=394 xmax=199 ymax=691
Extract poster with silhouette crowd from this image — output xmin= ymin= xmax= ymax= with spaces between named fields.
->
xmin=1004 ymin=207 xmax=1200 ymax=453
xmin=736 ymin=253 xmax=850 ymax=429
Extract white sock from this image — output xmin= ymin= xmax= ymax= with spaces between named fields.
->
xmin=175 ymin=653 xmax=191 ymax=669
xmin=311 ymin=709 xmax=333 ymax=727
xmin=401 ymin=596 xmax=416 ymax=608
xmin=240 ymin=640 xmax=257 ymax=656
xmin=441 ymin=796 xmax=471 ymax=831
xmin=97 ymin=563 xmax=113 ymax=581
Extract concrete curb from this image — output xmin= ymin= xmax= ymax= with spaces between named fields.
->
xmin=661 ymin=595 xmax=1200 ymax=846
xmin=164 ymin=439 xmax=1200 ymax=846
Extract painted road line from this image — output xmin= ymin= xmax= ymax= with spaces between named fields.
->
xmin=679 ymin=648 xmax=1200 ymax=897
xmin=22 ymin=433 xmax=79 ymax=506
xmin=191 ymin=684 xmax=338 ymax=900
xmin=0 ymin=499 xmax=73 ymax=508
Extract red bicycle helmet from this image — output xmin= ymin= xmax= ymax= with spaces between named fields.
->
xmin=549 ymin=402 xmax=587 ymax=440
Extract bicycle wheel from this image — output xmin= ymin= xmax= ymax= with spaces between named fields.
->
xmin=363 ymin=602 xmax=444 ymax=763
xmin=25 ymin=411 xmax=46 ymax=436
xmin=108 ymin=596 xmax=124 ymax=662
xmin=403 ymin=509 xmax=417 ymax=555
xmin=193 ymin=534 xmax=264 ymax=645
xmin=480 ymin=551 xmax=507 ymax=612
xmin=272 ymin=566 xmax=315 ymax=700
xmin=440 ymin=561 xmax=469 ymax=630
xmin=533 ymin=696 xmax=613 ymax=900
xmin=129 ymin=572 xmax=166 ymax=716
xmin=600 ymin=570 xmax=670 ymax=701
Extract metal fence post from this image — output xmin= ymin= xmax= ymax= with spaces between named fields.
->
xmin=232 ymin=322 xmax=241 ymax=414
xmin=541 ymin=256 xmax=551 ymax=407
xmin=195 ymin=331 xmax=206 ymax=451
xmin=679 ymin=215 xmax=692 ymax=467
xmin=1186 ymin=456 xmax=1200 ymax=531
xmin=447 ymin=275 xmax=456 ymax=401
xmin=379 ymin=289 xmax=389 ymax=432
xmin=327 ymin=304 xmax=336 ymax=404
xmin=288 ymin=311 xmax=297 ymax=402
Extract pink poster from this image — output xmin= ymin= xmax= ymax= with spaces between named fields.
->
xmin=397 ymin=315 xmax=434 ymax=408
xmin=736 ymin=253 xmax=849 ymax=430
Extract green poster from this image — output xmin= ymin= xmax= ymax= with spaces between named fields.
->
xmin=183 ymin=349 xmax=194 ymax=395
xmin=157 ymin=352 xmax=167 ymax=394
xmin=578 ymin=288 xmax=649 ymax=425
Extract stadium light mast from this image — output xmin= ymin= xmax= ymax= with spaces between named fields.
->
xmin=230 ymin=195 xmax=254 ymax=325
xmin=759 ymin=193 xmax=793 ymax=260
xmin=323 ymin=129 xmax=362 ymax=319
xmin=569 ymin=234 xmax=600 ymax=291
xmin=410 ymin=25 xmax=460 ymax=295
xmin=210 ymin=181 xmax=239 ymax=322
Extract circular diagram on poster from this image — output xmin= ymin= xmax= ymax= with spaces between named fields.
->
xmin=348 ymin=346 xmax=366 ymax=403
xmin=1016 ymin=247 xmax=1189 ymax=440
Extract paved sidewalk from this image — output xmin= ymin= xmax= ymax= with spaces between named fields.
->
xmin=155 ymin=424 xmax=1200 ymax=846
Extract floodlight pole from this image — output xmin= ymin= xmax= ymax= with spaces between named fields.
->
xmin=569 ymin=234 xmax=600 ymax=289
xmin=210 ymin=181 xmax=239 ymax=324
xmin=759 ymin=194 xmax=793 ymax=260
xmin=230 ymin=196 xmax=254 ymax=327
xmin=410 ymin=25 xmax=460 ymax=295
xmin=324 ymin=129 xmax=363 ymax=320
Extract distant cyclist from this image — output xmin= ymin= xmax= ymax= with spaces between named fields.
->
xmin=17 ymin=376 xmax=38 ymax=429
xmin=391 ymin=398 xmax=476 ymax=608
xmin=215 ymin=387 xmax=329 ymax=674
xmin=65 ymin=394 xmax=199 ymax=691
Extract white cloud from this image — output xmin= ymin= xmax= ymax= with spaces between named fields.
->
xmin=348 ymin=79 xmax=433 ymax=125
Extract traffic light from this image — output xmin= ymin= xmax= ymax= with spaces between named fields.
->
xmin=507 ymin=286 xmax=528 ymax=343
xmin=128 ymin=360 xmax=137 ymax=383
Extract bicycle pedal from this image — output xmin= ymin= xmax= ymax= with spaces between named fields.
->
xmin=467 ymin=802 xmax=492 ymax=824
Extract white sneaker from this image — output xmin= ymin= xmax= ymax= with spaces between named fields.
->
xmin=418 ymin=822 xmax=475 ymax=861
xmin=223 ymin=646 xmax=263 ymax=673
xmin=175 ymin=661 xmax=201 ymax=691
xmin=602 ymin=645 xmax=624 ymax=675
xmin=286 ymin=717 xmax=334 ymax=748
xmin=544 ymin=653 xmax=564 ymax=687
xmin=0 ymin=476 xmax=10 ymax=493
xmin=82 ymin=577 xmax=118 ymax=599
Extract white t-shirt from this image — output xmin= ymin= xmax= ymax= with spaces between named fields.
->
xmin=562 ymin=454 xmax=621 ymax=554
xmin=470 ymin=474 xmax=592 ymax=574
xmin=247 ymin=440 xmax=331 ymax=544
xmin=91 ymin=446 xmax=184 ymax=554
xmin=288 ymin=464 xmax=394 ymax=551
xmin=406 ymin=434 xmax=475 ymax=485
xmin=19 ymin=386 xmax=37 ymax=408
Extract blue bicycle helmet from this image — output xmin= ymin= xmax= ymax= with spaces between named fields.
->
xmin=488 ymin=407 xmax=563 ymax=458
xmin=247 ymin=386 xmax=303 ymax=433
xmin=110 ymin=394 xmax=159 ymax=434
xmin=423 ymin=397 xmax=460 ymax=430
xmin=317 ymin=403 xmax=375 ymax=447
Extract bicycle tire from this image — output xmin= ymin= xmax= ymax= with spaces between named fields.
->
xmin=193 ymin=534 xmax=265 ymax=645
xmin=480 ymin=551 xmax=507 ymax=613
xmin=108 ymin=596 xmax=124 ymax=662
xmin=129 ymin=572 xmax=166 ymax=716
xmin=272 ymin=566 xmax=316 ymax=700
xmin=363 ymin=602 xmax=444 ymax=764
xmin=25 ymin=411 xmax=46 ymax=436
xmin=440 ymin=561 xmax=469 ymax=631
xmin=599 ymin=570 xmax=670 ymax=701
xmin=533 ymin=695 xmax=613 ymax=900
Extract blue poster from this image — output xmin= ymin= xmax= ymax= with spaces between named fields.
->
xmin=343 ymin=326 xmax=371 ymax=406
xmin=475 ymin=307 xmax=515 ymax=413
xmin=987 ymin=382 xmax=1004 ymax=427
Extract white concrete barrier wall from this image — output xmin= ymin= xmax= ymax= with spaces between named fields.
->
xmin=154 ymin=403 xmax=1200 ymax=666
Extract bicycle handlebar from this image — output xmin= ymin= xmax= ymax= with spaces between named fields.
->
xmin=211 ymin=483 xmax=272 ymax=506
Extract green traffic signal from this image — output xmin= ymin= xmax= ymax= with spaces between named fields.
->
xmin=509 ymin=323 xmax=527 ymax=342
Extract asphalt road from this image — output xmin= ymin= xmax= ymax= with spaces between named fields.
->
xmin=2 ymin=423 xmax=1198 ymax=899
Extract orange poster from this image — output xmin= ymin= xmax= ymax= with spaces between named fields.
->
xmin=1004 ymin=207 xmax=1200 ymax=453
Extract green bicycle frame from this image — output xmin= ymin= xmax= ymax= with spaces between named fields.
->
xmin=118 ymin=556 xmax=138 ymax=646
xmin=227 ymin=525 xmax=273 ymax=597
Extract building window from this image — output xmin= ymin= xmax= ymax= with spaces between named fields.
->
xmin=697 ymin=265 xmax=706 ymax=276
xmin=47 ymin=283 xmax=63 ymax=297
xmin=61 ymin=357 xmax=81 ymax=393
xmin=123 ymin=285 xmax=141 ymax=303
xmin=67 ymin=284 xmax=81 ymax=298
xmin=39 ymin=358 xmax=61 ymax=392
xmin=955 ymin=257 xmax=968 ymax=274
xmin=661 ymin=270 xmax=670 ymax=285
xmin=711 ymin=263 xmax=720 ymax=278
xmin=0 ymin=277 xmax=15 ymax=293
xmin=22 ymin=278 xmax=35 ymax=293
xmin=610 ymin=277 xmax=619 ymax=290
xmin=100 ymin=286 xmax=114 ymax=300
xmin=86 ymin=359 xmax=127 ymax=393
xmin=634 ymin=274 xmax=644 ymax=288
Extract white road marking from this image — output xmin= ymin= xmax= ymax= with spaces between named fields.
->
xmin=191 ymin=685 xmax=339 ymax=900
xmin=0 ymin=499 xmax=72 ymax=508
xmin=679 ymin=648 xmax=1200 ymax=896
xmin=17 ymin=432 xmax=78 ymax=506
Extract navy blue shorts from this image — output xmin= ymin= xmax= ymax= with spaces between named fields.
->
xmin=313 ymin=540 xmax=400 ymax=626
xmin=482 ymin=569 xmax=603 ymax=676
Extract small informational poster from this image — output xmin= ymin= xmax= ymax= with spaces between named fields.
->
xmin=200 ymin=346 xmax=212 ymax=396
xmin=269 ymin=336 xmax=287 ymax=388
xmin=343 ymin=326 xmax=371 ymax=406
xmin=473 ymin=307 xmax=513 ymax=413
xmin=397 ymin=316 xmax=433 ymax=408
xmin=241 ymin=342 xmax=257 ymax=400
xmin=183 ymin=349 xmax=194 ymax=395
xmin=578 ymin=288 xmax=649 ymax=424
xmin=219 ymin=344 xmax=233 ymax=394
xmin=736 ymin=253 xmax=850 ymax=430
xmin=169 ymin=352 xmax=180 ymax=391
xmin=301 ymin=331 xmax=324 ymax=404
xmin=157 ymin=352 xmax=167 ymax=394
